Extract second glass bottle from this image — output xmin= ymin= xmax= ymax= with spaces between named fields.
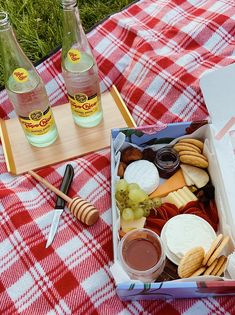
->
xmin=61 ymin=0 xmax=103 ymax=128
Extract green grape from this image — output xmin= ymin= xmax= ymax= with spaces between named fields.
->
xmin=116 ymin=200 xmax=126 ymax=211
xmin=140 ymin=199 xmax=154 ymax=210
xmin=127 ymin=199 xmax=139 ymax=210
xmin=146 ymin=199 xmax=154 ymax=209
xmin=115 ymin=179 xmax=128 ymax=192
xmin=134 ymin=207 xmax=144 ymax=219
xmin=143 ymin=208 xmax=150 ymax=217
xmin=115 ymin=191 xmax=123 ymax=202
xmin=129 ymin=189 xmax=148 ymax=203
xmin=128 ymin=183 xmax=140 ymax=191
xmin=122 ymin=208 xmax=134 ymax=221
xmin=152 ymin=197 xmax=162 ymax=208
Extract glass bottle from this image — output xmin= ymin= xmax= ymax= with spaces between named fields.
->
xmin=61 ymin=0 xmax=103 ymax=128
xmin=0 ymin=12 xmax=58 ymax=147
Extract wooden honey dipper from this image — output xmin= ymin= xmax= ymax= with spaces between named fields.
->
xmin=28 ymin=170 xmax=99 ymax=226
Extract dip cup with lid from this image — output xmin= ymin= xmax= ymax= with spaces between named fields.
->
xmin=118 ymin=228 xmax=166 ymax=283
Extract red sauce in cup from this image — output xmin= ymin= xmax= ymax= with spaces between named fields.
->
xmin=122 ymin=238 xmax=161 ymax=271
xmin=119 ymin=229 xmax=165 ymax=282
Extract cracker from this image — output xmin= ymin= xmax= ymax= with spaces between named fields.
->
xmin=215 ymin=259 xmax=227 ymax=277
xmin=202 ymin=234 xmax=223 ymax=266
xmin=178 ymin=151 xmax=207 ymax=161
xmin=211 ymin=256 xmax=227 ymax=276
xmin=179 ymin=139 xmax=204 ymax=150
xmin=204 ymin=258 xmax=218 ymax=275
xmin=178 ymin=247 xmax=205 ymax=278
xmin=174 ymin=143 xmax=201 ymax=153
xmin=180 ymin=155 xmax=208 ymax=168
xmin=190 ymin=266 xmax=206 ymax=277
xmin=207 ymin=236 xmax=230 ymax=266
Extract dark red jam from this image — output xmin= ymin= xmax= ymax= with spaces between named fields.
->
xmin=154 ymin=147 xmax=180 ymax=178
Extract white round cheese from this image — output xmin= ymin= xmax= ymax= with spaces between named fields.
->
xmin=124 ymin=160 xmax=159 ymax=194
xmin=161 ymin=214 xmax=216 ymax=265
xmin=161 ymin=226 xmax=181 ymax=265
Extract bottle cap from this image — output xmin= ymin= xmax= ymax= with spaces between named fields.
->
xmin=0 ymin=12 xmax=9 ymax=27
xmin=61 ymin=0 xmax=77 ymax=8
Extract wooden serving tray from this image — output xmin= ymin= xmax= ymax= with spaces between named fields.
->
xmin=0 ymin=86 xmax=136 ymax=175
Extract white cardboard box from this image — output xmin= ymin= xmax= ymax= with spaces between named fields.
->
xmin=110 ymin=63 xmax=235 ymax=300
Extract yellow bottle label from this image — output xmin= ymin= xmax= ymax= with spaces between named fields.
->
xmin=13 ymin=68 xmax=29 ymax=83
xmin=19 ymin=107 xmax=55 ymax=136
xmin=68 ymin=93 xmax=99 ymax=117
xmin=67 ymin=49 xmax=81 ymax=64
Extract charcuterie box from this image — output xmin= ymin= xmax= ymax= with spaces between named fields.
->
xmin=110 ymin=63 xmax=235 ymax=300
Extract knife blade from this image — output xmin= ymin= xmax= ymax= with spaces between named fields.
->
xmin=46 ymin=164 xmax=74 ymax=248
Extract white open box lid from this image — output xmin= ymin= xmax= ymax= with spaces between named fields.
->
xmin=200 ymin=63 xmax=235 ymax=238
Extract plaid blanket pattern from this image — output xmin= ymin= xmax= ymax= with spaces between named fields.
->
xmin=0 ymin=0 xmax=235 ymax=314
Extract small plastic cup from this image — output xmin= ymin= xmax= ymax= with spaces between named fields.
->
xmin=118 ymin=228 xmax=165 ymax=283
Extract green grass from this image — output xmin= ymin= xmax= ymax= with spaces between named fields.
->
xmin=0 ymin=0 xmax=134 ymax=87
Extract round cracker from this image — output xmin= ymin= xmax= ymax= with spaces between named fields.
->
xmin=207 ymin=236 xmax=230 ymax=266
xmin=215 ymin=259 xmax=227 ymax=277
xmin=178 ymin=247 xmax=205 ymax=278
xmin=174 ymin=143 xmax=201 ymax=153
xmin=190 ymin=266 xmax=206 ymax=277
xmin=204 ymin=258 xmax=218 ymax=275
xmin=178 ymin=150 xmax=207 ymax=161
xmin=211 ymin=256 xmax=227 ymax=276
xmin=179 ymin=139 xmax=204 ymax=150
xmin=180 ymin=155 xmax=208 ymax=168
xmin=202 ymin=234 xmax=223 ymax=266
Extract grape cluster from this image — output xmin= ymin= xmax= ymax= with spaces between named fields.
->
xmin=115 ymin=179 xmax=156 ymax=221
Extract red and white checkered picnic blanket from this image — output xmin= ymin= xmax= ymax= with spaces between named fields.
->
xmin=1 ymin=0 xmax=235 ymax=313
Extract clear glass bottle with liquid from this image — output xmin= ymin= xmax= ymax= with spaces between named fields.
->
xmin=0 ymin=12 xmax=58 ymax=147
xmin=61 ymin=0 xmax=103 ymax=128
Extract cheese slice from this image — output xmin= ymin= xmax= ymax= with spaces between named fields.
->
xmin=121 ymin=217 xmax=146 ymax=233
xmin=180 ymin=164 xmax=209 ymax=188
xmin=172 ymin=192 xmax=185 ymax=208
xmin=177 ymin=188 xmax=192 ymax=203
xmin=149 ymin=169 xmax=186 ymax=198
xmin=183 ymin=172 xmax=194 ymax=186
xmin=163 ymin=192 xmax=184 ymax=208
xmin=182 ymin=186 xmax=197 ymax=201
xmin=163 ymin=186 xmax=198 ymax=208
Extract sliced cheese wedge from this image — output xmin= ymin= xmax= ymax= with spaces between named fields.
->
xmin=177 ymin=188 xmax=192 ymax=203
xmin=183 ymin=172 xmax=194 ymax=186
xmin=172 ymin=191 xmax=185 ymax=208
xmin=163 ymin=186 xmax=198 ymax=208
xmin=180 ymin=164 xmax=209 ymax=188
xmin=121 ymin=217 xmax=146 ymax=233
xmin=182 ymin=186 xmax=198 ymax=201
xmin=149 ymin=169 xmax=186 ymax=198
xmin=163 ymin=192 xmax=184 ymax=208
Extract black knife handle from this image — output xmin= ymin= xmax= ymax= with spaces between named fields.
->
xmin=55 ymin=164 xmax=74 ymax=209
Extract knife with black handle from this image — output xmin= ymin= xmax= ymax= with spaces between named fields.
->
xmin=46 ymin=164 xmax=74 ymax=248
